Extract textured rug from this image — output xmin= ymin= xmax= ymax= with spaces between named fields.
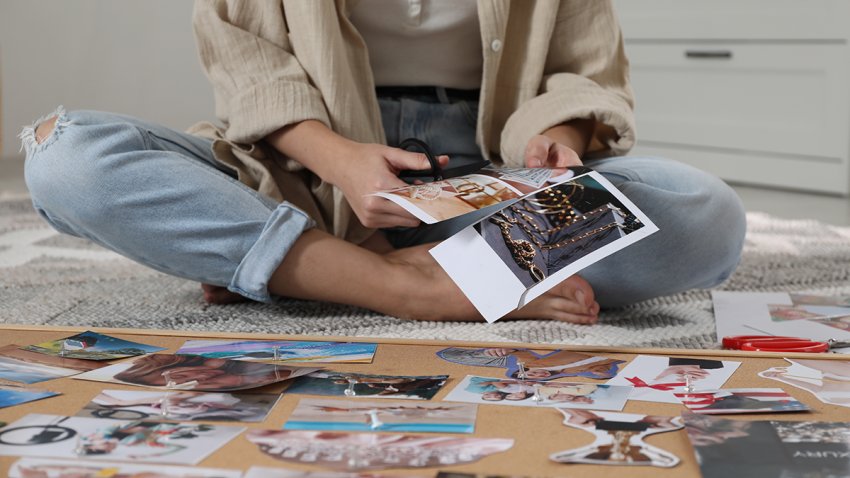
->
xmin=2 ymin=192 xmax=849 ymax=348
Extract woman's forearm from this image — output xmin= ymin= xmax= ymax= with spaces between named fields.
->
xmin=265 ymin=120 xmax=354 ymax=185
xmin=542 ymin=118 xmax=594 ymax=158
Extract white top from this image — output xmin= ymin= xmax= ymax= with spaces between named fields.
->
xmin=349 ymin=0 xmax=483 ymax=89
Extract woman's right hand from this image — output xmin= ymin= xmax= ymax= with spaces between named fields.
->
xmin=332 ymin=142 xmax=447 ymax=229
xmin=266 ymin=120 xmax=446 ymax=229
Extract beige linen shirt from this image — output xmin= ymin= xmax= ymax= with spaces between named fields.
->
xmin=189 ymin=0 xmax=635 ymax=243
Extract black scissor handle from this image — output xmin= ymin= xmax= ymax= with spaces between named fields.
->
xmin=397 ymin=138 xmax=443 ymax=182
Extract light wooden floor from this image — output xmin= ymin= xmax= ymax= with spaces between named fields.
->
xmin=2 ymin=157 xmax=849 ymax=225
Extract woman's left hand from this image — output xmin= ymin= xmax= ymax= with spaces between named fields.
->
xmin=524 ymin=134 xmax=583 ymax=169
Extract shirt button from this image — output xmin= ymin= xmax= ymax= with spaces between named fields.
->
xmin=491 ymin=39 xmax=502 ymax=52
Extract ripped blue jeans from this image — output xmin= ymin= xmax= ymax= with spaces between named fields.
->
xmin=21 ymin=100 xmax=747 ymax=308
xmin=20 ymin=107 xmax=313 ymax=302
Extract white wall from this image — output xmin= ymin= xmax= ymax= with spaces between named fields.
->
xmin=0 ymin=0 xmax=215 ymax=159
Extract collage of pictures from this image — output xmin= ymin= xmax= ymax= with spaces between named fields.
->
xmin=0 ymin=326 xmax=848 ymax=477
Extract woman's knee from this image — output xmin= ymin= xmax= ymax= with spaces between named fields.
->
xmin=629 ymin=161 xmax=746 ymax=287
xmin=22 ymin=107 xmax=147 ymax=230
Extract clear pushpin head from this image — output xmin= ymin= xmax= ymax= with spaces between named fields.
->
xmin=59 ymin=340 xmax=68 ymax=358
xmin=161 ymin=370 xmax=178 ymax=389
xmin=684 ymin=374 xmax=695 ymax=394
xmin=531 ymin=383 xmax=543 ymax=405
xmin=272 ymin=346 xmax=280 ymax=361
xmin=74 ymin=435 xmax=86 ymax=456
xmin=366 ymin=409 xmax=383 ymax=429
xmin=343 ymin=378 xmax=357 ymax=397
xmin=516 ymin=361 xmax=527 ymax=381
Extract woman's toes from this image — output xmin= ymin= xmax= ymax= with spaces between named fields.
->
xmin=201 ymin=284 xmax=248 ymax=304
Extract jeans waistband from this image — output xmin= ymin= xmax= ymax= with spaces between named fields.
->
xmin=376 ymin=86 xmax=481 ymax=103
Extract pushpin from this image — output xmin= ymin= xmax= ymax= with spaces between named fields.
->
xmin=531 ymin=383 xmax=543 ymax=405
xmin=161 ymin=370 xmax=177 ymax=418
xmin=516 ymin=361 xmax=528 ymax=381
xmin=59 ymin=340 xmax=68 ymax=358
xmin=73 ymin=435 xmax=86 ymax=456
xmin=272 ymin=346 xmax=281 ymax=361
xmin=344 ymin=378 xmax=358 ymax=397
xmin=162 ymin=370 xmax=177 ymax=389
xmin=684 ymin=374 xmax=695 ymax=394
xmin=366 ymin=409 xmax=383 ymax=429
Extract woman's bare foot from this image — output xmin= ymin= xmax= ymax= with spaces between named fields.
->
xmin=201 ymin=284 xmax=249 ymax=304
xmin=383 ymin=243 xmax=599 ymax=324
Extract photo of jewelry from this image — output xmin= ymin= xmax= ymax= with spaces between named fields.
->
xmin=479 ymin=176 xmax=644 ymax=288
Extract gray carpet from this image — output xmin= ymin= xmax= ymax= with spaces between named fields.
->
xmin=2 ymin=192 xmax=849 ymax=348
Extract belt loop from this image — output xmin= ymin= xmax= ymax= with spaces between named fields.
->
xmin=435 ymin=87 xmax=450 ymax=104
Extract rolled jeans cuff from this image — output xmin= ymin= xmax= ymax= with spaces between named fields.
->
xmin=228 ymin=202 xmax=315 ymax=302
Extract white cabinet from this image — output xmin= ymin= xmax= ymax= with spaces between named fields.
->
xmin=613 ymin=0 xmax=850 ymax=195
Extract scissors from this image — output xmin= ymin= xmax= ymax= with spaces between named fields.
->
xmin=723 ymin=335 xmax=850 ymax=353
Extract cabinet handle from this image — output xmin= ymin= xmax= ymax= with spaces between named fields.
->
xmin=685 ymin=50 xmax=733 ymax=59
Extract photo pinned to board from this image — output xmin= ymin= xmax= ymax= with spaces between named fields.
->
xmin=283 ymin=398 xmax=477 ymax=434
xmin=0 ymin=414 xmax=244 ymax=465
xmin=759 ymin=358 xmax=850 ymax=408
xmin=175 ymin=339 xmax=377 ymax=364
xmin=72 ymin=354 xmax=320 ymax=392
xmin=0 ymin=344 xmax=103 ymax=385
xmin=244 ymin=467 xmax=429 ymax=478
xmin=77 ymin=389 xmax=280 ymax=422
xmin=551 ymin=409 xmax=683 ymax=468
xmin=674 ymin=388 xmax=809 ymax=415
xmin=0 ymin=386 xmax=60 ymax=409
xmin=683 ymin=412 xmax=850 ymax=478
xmin=430 ymin=169 xmax=658 ymax=322
xmin=606 ymin=355 xmax=740 ymax=404
xmin=246 ymin=430 xmax=514 ymax=471
xmin=443 ymin=375 xmax=630 ymax=410
xmin=9 ymin=457 xmax=243 ymax=478
xmin=284 ymin=371 xmax=448 ymax=400
xmin=22 ymin=330 xmax=166 ymax=360
xmin=436 ymin=347 xmax=623 ymax=380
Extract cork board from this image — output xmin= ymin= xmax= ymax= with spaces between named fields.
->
xmin=0 ymin=324 xmax=847 ymax=477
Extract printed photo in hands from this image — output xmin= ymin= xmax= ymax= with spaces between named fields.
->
xmin=78 ymin=389 xmax=279 ymax=422
xmin=551 ymin=409 xmax=682 ymax=468
xmin=443 ymin=375 xmax=630 ymax=410
xmin=430 ymin=170 xmax=658 ymax=322
xmin=606 ymin=355 xmax=741 ymax=404
xmin=247 ymin=430 xmax=513 ymax=471
xmin=477 ymin=173 xmax=647 ymax=288
xmin=373 ymin=174 xmax=522 ymax=224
